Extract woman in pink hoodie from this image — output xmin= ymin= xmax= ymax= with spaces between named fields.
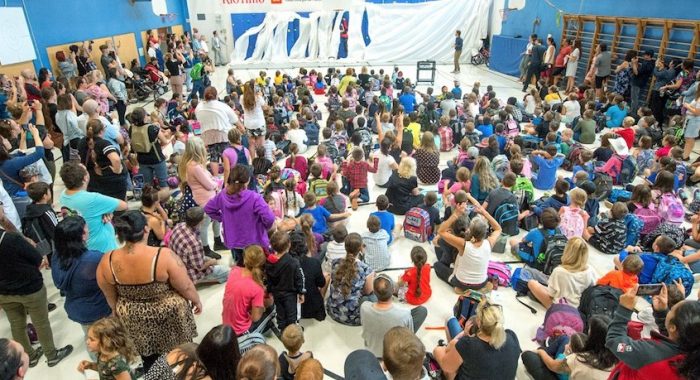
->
xmin=205 ymin=165 xmax=275 ymax=266
xmin=179 ymin=137 xmax=223 ymax=258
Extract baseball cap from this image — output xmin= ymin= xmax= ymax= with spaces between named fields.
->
xmin=467 ymin=146 xmax=479 ymax=158
xmin=344 ymin=349 xmax=386 ymax=380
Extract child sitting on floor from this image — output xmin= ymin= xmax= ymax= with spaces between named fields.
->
xmin=371 ymin=195 xmax=396 ymax=245
xmin=361 ymin=215 xmax=390 ymax=272
xmin=279 ymin=324 xmax=313 ymax=380
xmin=398 ymin=246 xmax=431 ymax=305
xmin=584 ymin=201 xmax=628 ymax=255
xmin=597 ymin=254 xmax=643 ymax=292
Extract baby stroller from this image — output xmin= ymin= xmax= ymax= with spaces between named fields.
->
xmin=125 ymin=74 xmax=152 ymax=103
xmin=144 ymin=62 xmax=169 ymax=101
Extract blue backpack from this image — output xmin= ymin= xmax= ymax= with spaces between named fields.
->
xmin=623 ymin=213 xmax=644 ymax=247
xmin=494 ymin=201 xmax=519 ymax=236
xmin=616 ymin=154 xmax=638 ymax=185
xmin=651 ymin=255 xmax=694 ymax=297
xmin=305 ymin=122 xmax=320 ymax=145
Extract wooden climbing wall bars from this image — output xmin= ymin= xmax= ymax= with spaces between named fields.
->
xmin=561 ymin=15 xmax=699 ymax=102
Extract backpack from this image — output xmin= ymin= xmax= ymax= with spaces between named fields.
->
xmin=130 ymin=124 xmax=156 ymax=156
xmin=624 ymin=213 xmax=644 ymax=247
xmin=449 ymin=119 xmax=464 ymax=145
xmin=641 ymin=222 xmax=686 ymax=251
xmin=535 ymin=300 xmax=584 ymax=345
xmin=535 ymin=228 xmax=568 ymax=275
xmin=651 ymin=255 xmax=694 ymax=297
xmin=491 ymin=155 xmax=510 ymax=181
xmin=494 ymin=201 xmax=519 ymax=236
xmin=634 ymin=203 xmax=662 ymax=235
xmin=305 ymin=123 xmax=319 ymax=145
xmin=512 ymin=176 xmax=535 ymax=211
xmin=327 ymin=94 xmax=341 ymax=112
xmin=505 ymin=118 xmax=519 ymax=136
xmin=658 ymin=193 xmax=684 ymax=225
xmin=403 ymin=207 xmax=432 ymax=242
xmin=378 ymin=95 xmax=392 ymax=111
xmin=617 ymin=155 xmax=638 ymax=185
xmin=577 ymin=285 xmax=622 ymax=330
xmin=356 ymin=128 xmax=373 ymax=158
xmin=487 ymin=261 xmax=512 ymax=288
xmin=558 ymin=206 xmax=585 ymax=239
xmin=592 ymin=173 xmax=613 ymax=201
xmin=420 ymin=110 xmax=439 ymax=132
xmin=401 ymin=128 xmax=414 ymax=155
xmin=562 ymin=144 xmax=584 ymax=171
xmin=21 ymin=216 xmax=53 ymax=256
xmin=452 ymin=291 xmax=485 ymax=330
xmin=269 ymin=189 xmax=288 ymax=219
xmin=189 ymin=62 xmax=203 ymax=80
xmin=309 ymin=178 xmax=329 ymax=200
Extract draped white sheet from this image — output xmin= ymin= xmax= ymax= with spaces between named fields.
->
xmin=230 ymin=0 xmax=491 ymax=64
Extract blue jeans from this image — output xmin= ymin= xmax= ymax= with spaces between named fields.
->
xmin=198 ymin=265 xmax=230 ymax=284
xmin=138 ymin=161 xmax=168 ymax=187
xmin=189 ymin=79 xmax=205 ymax=100
xmin=685 ymin=249 xmax=700 ymax=273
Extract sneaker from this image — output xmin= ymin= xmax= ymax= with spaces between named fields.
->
xmin=28 ymin=347 xmax=43 ymax=368
xmin=213 ymin=238 xmax=227 ymax=251
xmin=47 ymin=345 xmax=73 ymax=367
xmin=204 ymin=247 xmax=222 ymax=260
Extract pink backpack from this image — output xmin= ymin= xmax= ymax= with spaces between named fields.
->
xmin=487 ymin=261 xmax=512 ymax=288
xmin=269 ymin=189 xmax=288 ymax=219
xmin=658 ymin=193 xmax=684 ymax=225
xmin=535 ymin=300 xmax=584 ymax=345
xmin=559 ymin=206 xmax=585 ymax=239
xmin=403 ymin=207 xmax=432 ymax=242
xmin=633 ymin=202 xmax=662 ymax=235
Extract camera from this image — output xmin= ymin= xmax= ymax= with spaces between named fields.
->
xmin=69 ymin=44 xmax=79 ymax=53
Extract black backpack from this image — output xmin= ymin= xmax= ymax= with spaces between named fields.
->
xmin=534 ymin=228 xmax=567 ymax=275
xmin=493 ymin=199 xmax=519 ymax=236
xmin=21 ymin=216 xmax=53 ymax=256
xmin=578 ymin=285 xmax=622 ymax=330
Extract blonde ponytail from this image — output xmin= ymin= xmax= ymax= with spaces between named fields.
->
xmin=478 ymin=302 xmax=507 ymax=350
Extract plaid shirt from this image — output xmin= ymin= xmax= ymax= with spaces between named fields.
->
xmin=438 ymin=126 xmax=454 ymax=151
xmin=169 ymin=223 xmax=212 ymax=282
xmin=361 ymin=230 xmax=390 ymax=271
xmin=341 ymin=157 xmax=378 ymax=190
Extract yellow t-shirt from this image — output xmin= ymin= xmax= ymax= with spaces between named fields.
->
xmin=338 ymin=75 xmax=357 ymax=96
xmin=274 ymin=74 xmax=283 ymax=86
xmin=406 ymin=122 xmax=422 ymax=148
xmin=255 ymin=76 xmax=267 ymax=87
xmin=544 ymin=93 xmax=562 ymax=104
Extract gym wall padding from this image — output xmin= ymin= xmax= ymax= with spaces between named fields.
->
xmin=230 ymin=0 xmax=490 ymax=63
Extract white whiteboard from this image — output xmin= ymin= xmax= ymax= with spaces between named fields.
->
xmin=0 ymin=7 xmax=37 ymax=65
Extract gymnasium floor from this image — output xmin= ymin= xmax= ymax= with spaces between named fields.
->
xmin=7 ymin=61 xmax=698 ymax=379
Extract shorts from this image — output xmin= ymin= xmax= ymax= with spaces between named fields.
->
xmin=594 ymin=75 xmax=609 ymax=89
xmin=551 ymin=66 xmax=565 ymax=76
xmin=684 ymin=119 xmax=700 ymax=139
xmin=207 ymin=142 xmax=227 ymax=162
xmin=247 ymin=126 xmax=266 ymax=138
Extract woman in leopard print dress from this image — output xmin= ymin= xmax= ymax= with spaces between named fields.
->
xmin=97 ymin=211 xmax=201 ymax=372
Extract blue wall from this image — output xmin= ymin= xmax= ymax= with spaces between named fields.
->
xmin=1 ymin=0 xmax=190 ymax=71
xmin=501 ymin=0 xmax=700 ymax=41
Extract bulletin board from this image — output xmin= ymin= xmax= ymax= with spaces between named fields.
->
xmin=0 ymin=8 xmax=36 ymax=65
xmin=171 ymin=24 xmax=185 ymax=38
xmin=0 ymin=60 xmax=36 ymax=78
xmin=112 ymin=33 xmax=140 ymax=70
xmin=46 ymin=35 xmax=137 ymax=78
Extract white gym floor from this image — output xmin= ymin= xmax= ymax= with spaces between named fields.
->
xmin=7 ymin=60 xmax=699 ymax=380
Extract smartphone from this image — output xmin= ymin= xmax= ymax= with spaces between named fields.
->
xmin=637 ymin=283 xmax=664 ymax=296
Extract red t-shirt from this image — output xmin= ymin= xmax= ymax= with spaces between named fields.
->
xmin=615 ymin=127 xmax=635 ymax=149
xmin=401 ymin=264 xmax=432 ymax=305
xmin=222 ymin=267 xmax=265 ymax=335
xmin=656 ymin=145 xmax=671 ymax=159
xmin=555 ymin=45 xmax=572 ymax=67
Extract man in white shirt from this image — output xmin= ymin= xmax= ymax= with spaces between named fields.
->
xmin=198 ymin=35 xmax=209 ymax=55
xmin=360 ymin=275 xmax=427 ymax=357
